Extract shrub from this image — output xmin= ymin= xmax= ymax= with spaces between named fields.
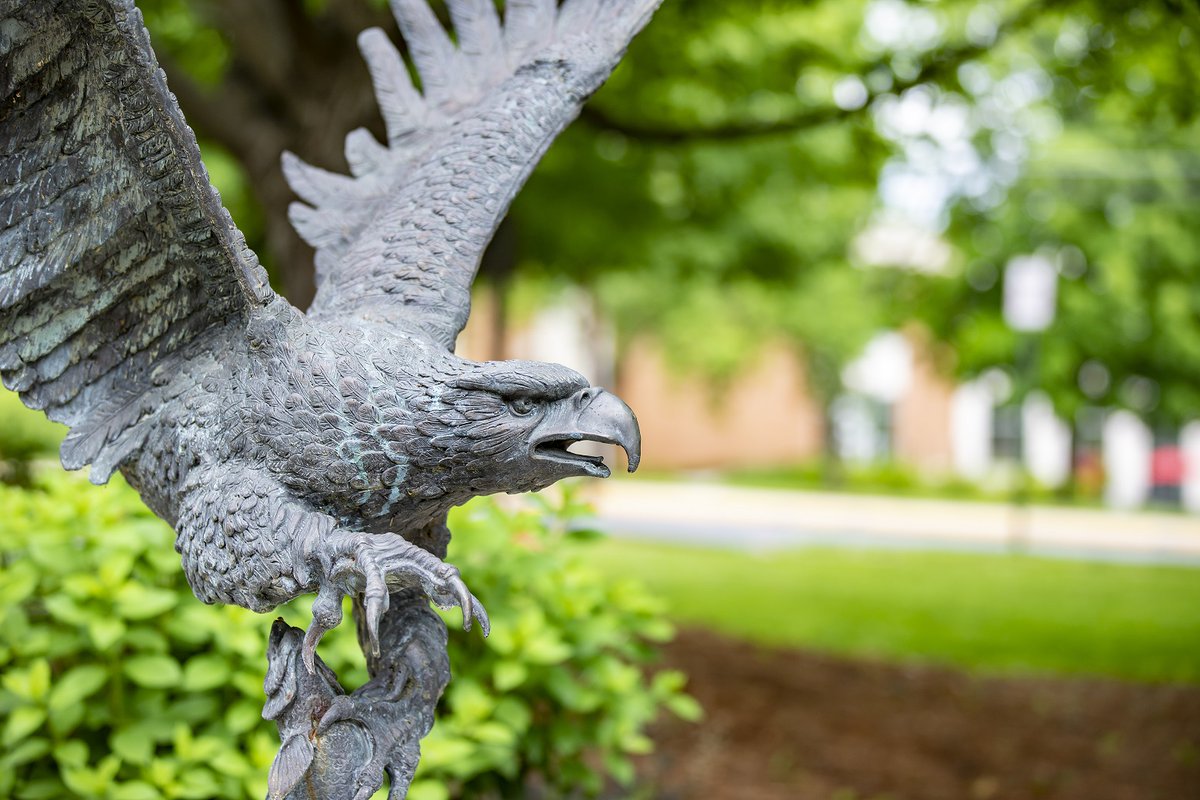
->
xmin=0 ymin=472 xmax=698 ymax=800
xmin=0 ymin=391 xmax=65 ymax=485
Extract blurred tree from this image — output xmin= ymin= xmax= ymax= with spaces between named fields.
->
xmin=138 ymin=0 xmax=987 ymax=410
xmin=139 ymin=0 xmax=1198 ymax=439
xmin=884 ymin=2 xmax=1200 ymax=430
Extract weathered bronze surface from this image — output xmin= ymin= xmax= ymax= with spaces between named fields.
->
xmin=0 ymin=1 xmax=657 ymax=796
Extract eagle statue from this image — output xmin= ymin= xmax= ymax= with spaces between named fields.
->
xmin=0 ymin=0 xmax=658 ymax=797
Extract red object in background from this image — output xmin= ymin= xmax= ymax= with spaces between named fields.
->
xmin=1151 ymin=446 xmax=1185 ymax=487
xmin=1073 ymin=449 xmax=1105 ymax=498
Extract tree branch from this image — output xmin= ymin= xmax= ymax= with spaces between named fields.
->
xmin=581 ymin=1 xmax=1048 ymax=144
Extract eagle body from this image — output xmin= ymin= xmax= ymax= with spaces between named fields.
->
xmin=1 ymin=0 xmax=657 ymax=795
xmin=116 ymin=297 xmax=618 ymax=614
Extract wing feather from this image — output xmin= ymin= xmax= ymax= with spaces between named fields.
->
xmin=389 ymin=0 xmax=465 ymax=105
xmin=290 ymin=0 xmax=661 ymax=350
xmin=357 ymin=27 xmax=427 ymax=144
xmin=504 ymin=0 xmax=556 ymax=63
xmin=0 ymin=0 xmax=277 ymax=482
xmin=447 ymin=0 xmax=504 ymax=77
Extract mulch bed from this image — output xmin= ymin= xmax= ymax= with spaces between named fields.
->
xmin=640 ymin=628 xmax=1200 ymax=800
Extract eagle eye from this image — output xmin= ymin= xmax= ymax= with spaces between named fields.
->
xmin=507 ymin=397 xmax=537 ymax=416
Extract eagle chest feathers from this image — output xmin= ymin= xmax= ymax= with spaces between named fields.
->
xmin=249 ymin=334 xmax=431 ymax=525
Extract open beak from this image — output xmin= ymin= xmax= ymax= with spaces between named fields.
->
xmin=530 ymin=387 xmax=641 ymax=478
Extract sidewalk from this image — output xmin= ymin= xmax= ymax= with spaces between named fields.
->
xmin=581 ymin=480 xmax=1200 ymax=566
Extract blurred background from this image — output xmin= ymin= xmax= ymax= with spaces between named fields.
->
xmin=2 ymin=1 xmax=1199 ymax=799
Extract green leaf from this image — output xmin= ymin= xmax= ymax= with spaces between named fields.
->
xmin=109 ymin=780 xmax=164 ymax=800
xmin=97 ymin=552 xmax=136 ymax=589
xmin=2 ymin=706 xmax=46 ymax=747
xmin=62 ymin=763 xmax=112 ymax=797
xmin=0 ymin=564 xmax=38 ymax=607
xmin=522 ymin=633 xmax=571 ymax=665
xmin=0 ymin=737 xmax=50 ymax=768
xmin=472 ymin=721 xmax=516 ymax=746
xmin=27 ymin=659 xmax=50 ymax=702
xmin=406 ymin=780 xmax=450 ymax=800
xmin=111 ymin=726 xmax=156 ymax=766
xmin=88 ymin=618 xmax=126 ymax=650
xmin=114 ymin=584 xmax=178 ymax=621
xmin=123 ymin=656 xmax=182 ymax=688
xmin=666 ymin=692 xmax=704 ymax=722
xmin=621 ymin=731 xmax=654 ymax=755
xmin=43 ymin=596 xmax=90 ymax=626
xmin=49 ymin=665 xmax=109 ymax=710
xmin=181 ymin=654 xmax=229 ymax=692
xmin=207 ymin=746 xmax=250 ymax=778
xmin=603 ymin=752 xmax=635 ymax=786
xmin=446 ymin=680 xmax=494 ymax=725
xmin=223 ymin=701 xmax=261 ymax=735
xmin=491 ymin=697 xmax=532 ymax=734
xmin=176 ymin=767 xmax=221 ymax=799
xmin=492 ymin=660 xmax=528 ymax=691
xmin=122 ymin=628 xmax=169 ymax=654
xmin=53 ymin=740 xmax=88 ymax=769
xmin=14 ymin=777 xmax=67 ymax=799
xmin=2 ymin=661 xmax=46 ymax=702
xmin=48 ymin=701 xmax=85 ymax=738
xmin=418 ymin=734 xmax=477 ymax=772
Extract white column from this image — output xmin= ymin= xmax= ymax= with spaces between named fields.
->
xmin=1182 ymin=421 xmax=1200 ymax=514
xmin=1103 ymin=410 xmax=1152 ymax=509
xmin=1022 ymin=391 xmax=1071 ymax=488
xmin=951 ymin=380 xmax=993 ymax=480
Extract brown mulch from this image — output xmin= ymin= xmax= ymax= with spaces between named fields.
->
xmin=640 ymin=628 xmax=1200 ymax=800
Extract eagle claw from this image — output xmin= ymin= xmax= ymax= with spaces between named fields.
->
xmin=302 ymin=531 xmax=487 ymax=672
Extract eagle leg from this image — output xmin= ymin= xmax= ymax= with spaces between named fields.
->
xmin=264 ymin=591 xmax=449 ymax=800
xmin=302 ymin=530 xmax=489 ymax=672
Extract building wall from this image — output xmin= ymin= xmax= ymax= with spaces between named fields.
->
xmin=892 ymin=333 xmax=956 ymax=475
xmin=616 ymin=339 xmax=825 ymax=471
xmin=459 ymin=292 xmax=1198 ymax=511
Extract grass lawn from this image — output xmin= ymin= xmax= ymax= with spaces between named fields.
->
xmin=583 ymin=538 xmax=1200 ymax=683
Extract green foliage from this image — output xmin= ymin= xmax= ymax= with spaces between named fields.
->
xmin=420 ymin=492 xmax=699 ymax=798
xmin=724 ymin=460 xmax=1070 ymax=504
xmin=0 ymin=473 xmax=693 ymax=799
xmin=137 ymin=0 xmax=228 ymax=86
xmin=513 ymin=1 xmax=890 ymax=393
xmin=587 ymin=538 xmax=1200 ymax=684
xmin=885 ymin=2 xmax=1200 ymax=425
xmin=139 ymin=0 xmax=1200 ymax=425
xmin=0 ymin=390 xmax=66 ymax=485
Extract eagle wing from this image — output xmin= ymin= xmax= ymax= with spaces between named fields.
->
xmin=288 ymin=0 xmax=660 ymax=350
xmin=0 ymin=0 xmax=276 ymax=482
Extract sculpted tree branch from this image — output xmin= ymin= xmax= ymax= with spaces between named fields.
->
xmin=0 ymin=1 xmax=658 ymax=798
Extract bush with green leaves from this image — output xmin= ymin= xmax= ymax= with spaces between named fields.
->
xmin=0 ymin=472 xmax=698 ymax=800
xmin=0 ymin=390 xmax=65 ymax=485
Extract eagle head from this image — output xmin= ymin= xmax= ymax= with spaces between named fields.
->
xmin=409 ymin=358 xmax=641 ymax=499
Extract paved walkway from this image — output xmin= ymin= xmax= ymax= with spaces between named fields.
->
xmin=580 ymin=480 xmax=1200 ymax=566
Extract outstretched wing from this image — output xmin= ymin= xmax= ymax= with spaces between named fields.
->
xmin=287 ymin=0 xmax=660 ymax=350
xmin=0 ymin=0 xmax=275 ymax=482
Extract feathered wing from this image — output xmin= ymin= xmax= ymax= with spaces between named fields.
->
xmin=289 ymin=0 xmax=661 ymax=350
xmin=0 ymin=0 xmax=276 ymax=482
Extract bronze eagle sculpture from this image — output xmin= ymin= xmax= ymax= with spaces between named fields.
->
xmin=0 ymin=0 xmax=657 ymax=797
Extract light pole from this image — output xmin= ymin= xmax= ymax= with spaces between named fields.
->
xmin=1002 ymin=254 xmax=1058 ymax=551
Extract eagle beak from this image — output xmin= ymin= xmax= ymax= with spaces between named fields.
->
xmin=530 ymin=387 xmax=641 ymax=478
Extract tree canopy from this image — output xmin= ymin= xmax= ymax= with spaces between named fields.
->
xmin=141 ymin=0 xmax=1200 ymax=423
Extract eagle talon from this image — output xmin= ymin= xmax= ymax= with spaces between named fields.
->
xmin=305 ymin=531 xmax=485 ymax=666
